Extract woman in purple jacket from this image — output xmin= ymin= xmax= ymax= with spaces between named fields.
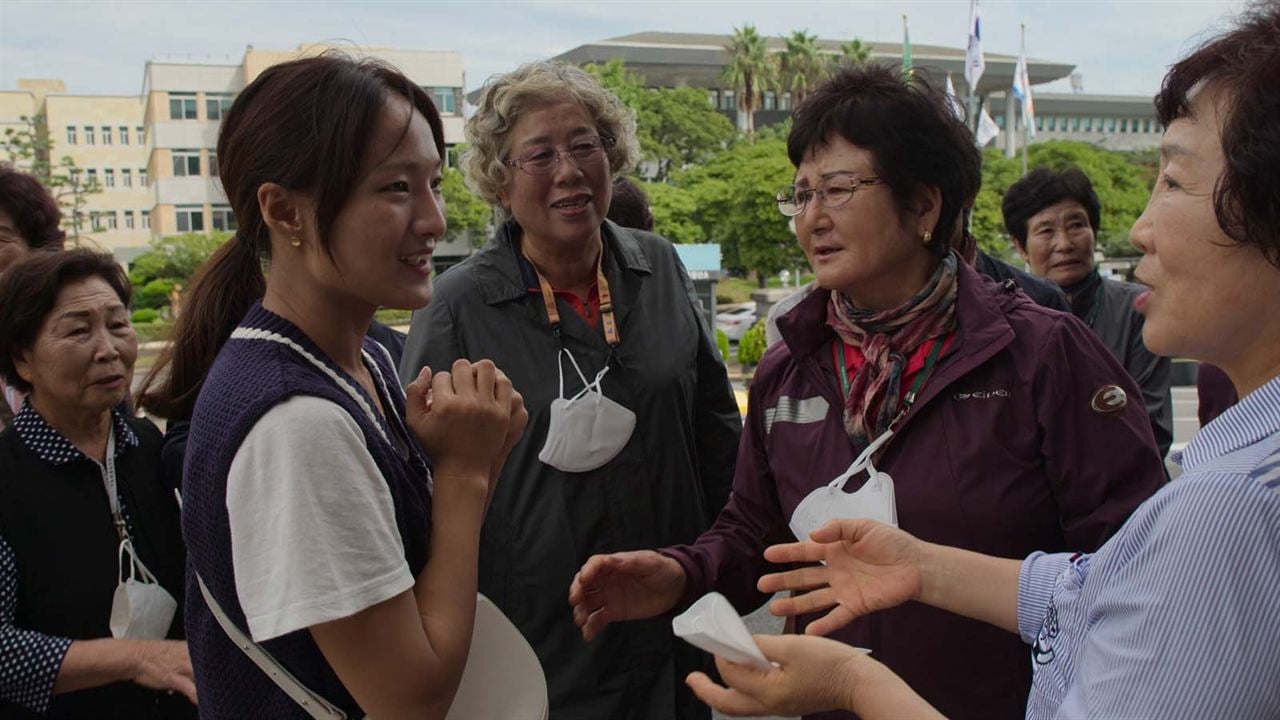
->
xmin=570 ymin=63 xmax=1167 ymax=720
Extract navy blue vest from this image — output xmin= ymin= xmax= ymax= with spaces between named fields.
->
xmin=182 ymin=303 xmax=432 ymax=718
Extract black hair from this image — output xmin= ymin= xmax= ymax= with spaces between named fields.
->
xmin=1000 ymin=167 xmax=1101 ymax=248
xmin=607 ymin=177 xmax=654 ymax=232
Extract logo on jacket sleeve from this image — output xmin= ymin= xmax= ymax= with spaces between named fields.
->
xmin=1090 ymin=385 xmax=1127 ymax=414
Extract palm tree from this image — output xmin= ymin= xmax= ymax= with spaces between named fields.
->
xmin=723 ymin=24 xmax=778 ymax=138
xmin=837 ymin=39 xmax=873 ymax=69
xmin=779 ymin=30 xmax=827 ymax=108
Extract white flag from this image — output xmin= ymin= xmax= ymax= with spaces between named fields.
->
xmin=944 ymin=74 xmax=965 ymax=120
xmin=976 ymin=104 xmax=999 ymax=147
xmin=1011 ymin=28 xmax=1036 ymax=139
xmin=965 ymin=0 xmax=985 ymax=92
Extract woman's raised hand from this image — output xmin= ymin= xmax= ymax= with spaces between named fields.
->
xmin=568 ymin=551 xmax=687 ymax=641
xmin=405 ymin=360 xmax=514 ymax=490
xmin=759 ymin=519 xmax=925 ymax=637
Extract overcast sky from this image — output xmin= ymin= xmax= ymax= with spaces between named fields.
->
xmin=1 ymin=0 xmax=1244 ymax=99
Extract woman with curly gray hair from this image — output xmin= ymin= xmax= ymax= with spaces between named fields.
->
xmin=400 ymin=60 xmax=741 ymax=720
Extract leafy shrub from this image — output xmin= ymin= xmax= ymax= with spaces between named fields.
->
xmin=715 ymin=328 xmax=730 ymax=361
xmin=133 ymin=321 xmax=173 ymax=344
xmin=136 ymin=279 xmax=175 ymax=310
xmin=373 ymin=308 xmax=413 ymax=326
xmin=737 ymin=320 xmax=767 ymax=367
xmin=130 ymin=308 xmax=160 ymax=324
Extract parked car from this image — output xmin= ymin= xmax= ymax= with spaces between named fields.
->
xmin=715 ymin=302 xmax=757 ymax=342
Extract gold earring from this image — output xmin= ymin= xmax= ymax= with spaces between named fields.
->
xmin=290 ymin=235 xmax=302 ymax=248
xmin=922 ymin=230 xmax=932 ymax=245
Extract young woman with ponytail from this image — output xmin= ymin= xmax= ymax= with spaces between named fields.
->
xmin=151 ymin=54 xmax=528 ymax=719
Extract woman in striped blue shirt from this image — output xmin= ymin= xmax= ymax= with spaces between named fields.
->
xmin=686 ymin=5 xmax=1280 ymax=719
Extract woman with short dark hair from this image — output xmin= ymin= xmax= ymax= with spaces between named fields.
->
xmin=572 ymin=63 xmax=1167 ymax=719
xmin=1002 ymin=167 xmax=1173 ymax=457
xmin=688 ymin=5 xmax=1280 ymax=718
xmin=0 ymin=249 xmax=193 ymax=718
xmin=0 ymin=166 xmax=67 ymax=427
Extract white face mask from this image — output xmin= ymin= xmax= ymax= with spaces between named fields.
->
xmin=109 ymin=538 xmax=177 ymax=640
xmin=789 ymin=429 xmax=898 ymax=543
xmin=538 ymin=349 xmax=636 ymax=473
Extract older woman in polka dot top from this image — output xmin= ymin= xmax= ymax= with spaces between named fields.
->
xmin=0 ymin=249 xmax=194 ymax=718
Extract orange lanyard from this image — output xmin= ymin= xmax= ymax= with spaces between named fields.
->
xmin=528 ymin=250 xmax=620 ymax=347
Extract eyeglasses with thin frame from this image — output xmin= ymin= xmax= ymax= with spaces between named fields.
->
xmin=775 ymin=174 xmax=885 ymax=217
xmin=504 ymin=135 xmax=616 ymax=176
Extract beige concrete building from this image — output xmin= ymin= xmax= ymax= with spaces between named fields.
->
xmin=0 ymin=89 xmax=39 ymax=171
xmin=142 ymin=44 xmax=467 ymax=239
xmin=44 ymin=94 xmax=151 ymax=254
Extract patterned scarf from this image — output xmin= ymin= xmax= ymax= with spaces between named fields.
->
xmin=827 ymin=252 xmax=959 ymax=453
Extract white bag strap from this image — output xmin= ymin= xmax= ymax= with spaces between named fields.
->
xmin=196 ymin=573 xmax=349 ymax=720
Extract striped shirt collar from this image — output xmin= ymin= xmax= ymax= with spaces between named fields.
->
xmin=12 ymin=401 xmax=139 ymax=466
xmin=1176 ymin=374 xmax=1280 ymax=472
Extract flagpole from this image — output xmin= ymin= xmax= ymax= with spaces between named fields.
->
xmin=1020 ymin=23 xmax=1029 ymax=176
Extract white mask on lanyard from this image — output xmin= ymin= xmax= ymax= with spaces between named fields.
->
xmin=789 ymin=429 xmax=898 ymax=543
xmin=539 ymin=348 xmax=636 ymax=473
xmin=110 ymin=537 xmax=177 ymax=639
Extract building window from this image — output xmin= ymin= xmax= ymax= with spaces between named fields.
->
xmin=207 ymin=150 xmax=218 ymax=177
xmin=85 ymin=126 xmax=95 ymax=145
xmin=169 ymin=93 xmax=198 ymax=120
xmin=211 ymin=205 xmax=236 ymax=232
xmin=1069 ymin=117 xmax=1079 ymax=131
xmin=125 ymin=211 xmax=135 ymax=229
xmin=119 ymin=126 xmax=130 ymax=145
xmin=139 ymin=168 xmax=148 ymax=187
xmin=720 ymin=89 xmax=735 ymax=111
xmin=1144 ymin=118 xmax=1153 ymax=133
xmin=707 ymin=90 xmax=718 ymax=108
xmin=763 ymin=91 xmax=776 ymax=111
xmin=106 ymin=212 xmax=118 ymax=230
xmin=996 ymin=113 xmax=1006 ymax=129
xmin=86 ymin=168 xmax=98 ymax=186
xmin=104 ymin=169 xmax=115 ymax=188
xmin=1107 ymin=118 xmax=1116 ymax=132
xmin=102 ymin=126 xmax=113 ymax=145
xmin=66 ymin=126 xmax=77 ymax=144
xmin=206 ymin=94 xmax=234 ymax=120
xmin=429 ymin=87 xmax=456 ymax=115
xmin=90 ymin=212 xmax=102 ymax=231
xmin=780 ymin=92 xmax=793 ymax=111
xmin=176 ymin=205 xmax=204 ymax=233
xmin=141 ymin=210 xmax=151 ymax=229
xmin=136 ymin=126 xmax=145 ymax=144
xmin=173 ymin=149 xmax=201 ymax=177
xmin=122 ymin=168 xmax=132 ymax=188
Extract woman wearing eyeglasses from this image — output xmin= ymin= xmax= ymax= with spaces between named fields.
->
xmin=570 ymin=63 xmax=1166 ymax=720
xmin=398 ymin=61 xmax=741 ymax=720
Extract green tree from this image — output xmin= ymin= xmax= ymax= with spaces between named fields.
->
xmin=128 ymin=232 xmax=228 ymax=287
xmin=779 ymin=30 xmax=827 ymax=108
xmin=441 ymin=166 xmax=491 ymax=247
xmin=639 ymin=180 xmax=706 ymax=244
xmin=971 ymin=140 xmax=1155 ymax=260
xmin=585 ymin=59 xmax=735 ymax=180
xmin=673 ymin=137 xmax=801 ymax=285
xmin=1 ymin=112 xmax=101 ymax=243
xmin=723 ymin=25 xmax=778 ymax=139
xmin=838 ymin=39 xmax=873 ymax=68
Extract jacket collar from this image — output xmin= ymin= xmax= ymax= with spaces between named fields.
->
xmin=777 ymin=260 xmax=1019 ymax=405
xmin=475 ymin=220 xmax=652 ymax=305
xmin=13 ymin=401 xmax=139 ymax=466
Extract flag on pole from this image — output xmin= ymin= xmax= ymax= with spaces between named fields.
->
xmin=976 ymin=104 xmax=1000 ymax=147
xmin=901 ymin=15 xmax=913 ymax=78
xmin=1011 ymin=24 xmax=1036 ymax=139
xmin=964 ymin=0 xmax=985 ymax=92
xmin=944 ymin=74 xmax=965 ymax=120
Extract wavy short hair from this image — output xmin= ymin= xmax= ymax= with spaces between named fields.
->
xmin=462 ymin=61 xmax=639 ymax=221
xmin=1001 ymin=167 xmax=1102 ymax=248
xmin=0 ymin=165 xmax=66 ymax=251
xmin=1155 ymin=1 xmax=1280 ymax=268
xmin=788 ymin=63 xmax=982 ymax=257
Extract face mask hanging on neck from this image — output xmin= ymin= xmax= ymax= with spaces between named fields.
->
xmin=789 ymin=429 xmax=898 ymax=543
xmin=538 ymin=348 xmax=636 ymax=473
xmin=109 ymin=538 xmax=177 ymax=640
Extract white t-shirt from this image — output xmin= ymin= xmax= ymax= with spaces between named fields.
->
xmin=226 ymin=394 xmax=415 ymax=642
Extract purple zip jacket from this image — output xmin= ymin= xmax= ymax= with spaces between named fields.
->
xmin=661 ymin=261 xmax=1165 ymax=720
